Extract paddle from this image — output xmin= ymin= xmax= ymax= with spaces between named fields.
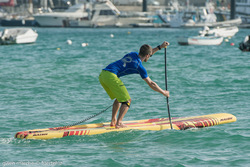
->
xmin=164 ymin=46 xmax=173 ymax=129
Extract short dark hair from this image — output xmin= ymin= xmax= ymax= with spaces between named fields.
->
xmin=139 ymin=44 xmax=152 ymax=57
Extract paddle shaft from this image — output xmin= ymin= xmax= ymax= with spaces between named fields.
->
xmin=165 ymin=47 xmax=173 ymax=129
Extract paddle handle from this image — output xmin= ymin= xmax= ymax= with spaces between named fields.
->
xmin=164 ymin=47 xmax=173 ymax=129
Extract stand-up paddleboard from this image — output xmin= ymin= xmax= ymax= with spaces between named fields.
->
xmin=15 ymin=113 xmax=236 ymax=140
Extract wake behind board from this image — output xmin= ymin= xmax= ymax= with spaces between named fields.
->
xmin=15 ymin=113 xmax=236 ymax=140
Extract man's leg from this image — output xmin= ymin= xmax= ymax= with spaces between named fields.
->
xmin=111 ymin=99 xmax=120 ymax=126
xmin=116 ymin=99 xmax=131 ymax=128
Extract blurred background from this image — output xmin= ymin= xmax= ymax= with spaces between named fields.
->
xmin=0 ymin=0 xmax=249 ymax=27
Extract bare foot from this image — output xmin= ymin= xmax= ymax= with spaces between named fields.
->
xmin=110 ymin=119 xmax=116 ymax=127
xmin=116 ymin=123 xmax=127 ymax=129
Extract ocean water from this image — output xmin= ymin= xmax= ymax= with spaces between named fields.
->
xmin=0 ymin=27 xmax=249 ymax=167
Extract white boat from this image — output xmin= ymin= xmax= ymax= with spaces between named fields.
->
xmin=0 ymin=28 xmax=38 ymax=45
xmin=199 ymin=26 xmax=239 ymax=37
xmin=169 ymin=1 xmax=217 ymax=28
xmin=68 ymin=0 xmax=152 ymax=28
xmin=68 ymin=0 xmax=120 ymax=27
xmin=178 ymin=36 xmax=223 ymax=45
xmin=33 ymin=4 xmax=89 ymax=27
xmin=168 ymin=1 xmax=242 ymax=28
xmin=116 ymin=11 xmax=153 ymax=27
xmin=183 ymin=17 xmax=242 ymax=28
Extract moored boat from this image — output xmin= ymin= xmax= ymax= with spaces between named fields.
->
xmin=0 ymin=28 xmax=38 ymax=45
xmin=199 ymin=26 xmax=239 ymax=37
xmin=33 ymin=4 xmax=89 ymax=27
xmin=178 ymin=35 xmax=223 ymax=45
xmin=68 ymin=0 xmax=120 ymax=28
xmin=67 ymin=0 xmax=153 ymax=28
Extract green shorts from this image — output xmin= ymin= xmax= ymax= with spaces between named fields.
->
xmin=99 ymin=70 xmax=130 ymax=102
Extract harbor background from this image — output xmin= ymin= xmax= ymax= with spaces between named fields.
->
xmin=0 ymin=0 xmax=249 ymax=27
xmin=0 ymin=27 xmax=249 ymax=166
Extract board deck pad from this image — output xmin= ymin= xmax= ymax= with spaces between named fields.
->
xmin=15 ymin=113 xmax=236 ymax=140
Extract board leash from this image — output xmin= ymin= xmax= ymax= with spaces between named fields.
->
xmin=165 ymin=47 xmax=173 ymax=129
xmin=29 ymin=104 xmax=113 ymax=132
xmin=62 ymin=104 xmax=113 ymax=128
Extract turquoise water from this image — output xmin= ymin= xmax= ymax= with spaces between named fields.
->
xmin=0 ymin=27 xmax=249 ymax=167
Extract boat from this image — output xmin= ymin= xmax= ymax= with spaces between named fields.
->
xmin=0 ymin=0 xmax=38 ymax=27
xmin=0 ymin=28 xmax=38 ymax=45
xmin=239 ymin=35 xmax=250 ymax=52
xmin=68 ymin=0 xmax=120 ymax=27
xmin=169 ymin=0 xmax=217 ymax=28
xmin=178 ymin=35 xmax=223 ymax=45
xmin=199 ymin=26 xmax=239 ymax=37
xmin=183 ymin=17 xmax=242 ymax=28
xmin=15 ymin=113 xmax=236 ymax=140
xmin=33 ymin=3 xmax=89 ymax=27
xmin=116 ymin=11 xmax=153 ymax=28
xmin=67 ymin=0 xmax=153 ymax=28
xmin=0 ymin=17 xmax=39 ymax=27
xmin=168 ymin=0 xmax=242 ymax=28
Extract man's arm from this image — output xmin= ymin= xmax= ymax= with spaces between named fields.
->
xmin=143 ymin=77 xmax=169 ymax=97
xmin=152 ymin=41 xmax=170 ymax=55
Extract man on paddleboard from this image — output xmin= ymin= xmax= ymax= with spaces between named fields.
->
xmin=99 ymin=41 xmax=170 ymax=128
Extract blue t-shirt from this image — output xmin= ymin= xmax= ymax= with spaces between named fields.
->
xmin=103 ymin=52 xmax=148 ymax=79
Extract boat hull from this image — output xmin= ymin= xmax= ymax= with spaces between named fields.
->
xmin=15 ymin=113 xmax=236 ymax=140
xmin=0 ymin=28 xmax=38 ymax=45
xmin=178 ymin=36 xmax=223 ymax=45
xmin=183 ymin=18 xmax=242 ymax=28
xmin=33 ymin=4 xmax=88 ymax=27
xmin=200 ymin=26 xmax=239 ymax=37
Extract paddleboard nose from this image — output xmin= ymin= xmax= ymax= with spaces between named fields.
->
xmin=15 ymin=131 xmax=29 ymax=139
